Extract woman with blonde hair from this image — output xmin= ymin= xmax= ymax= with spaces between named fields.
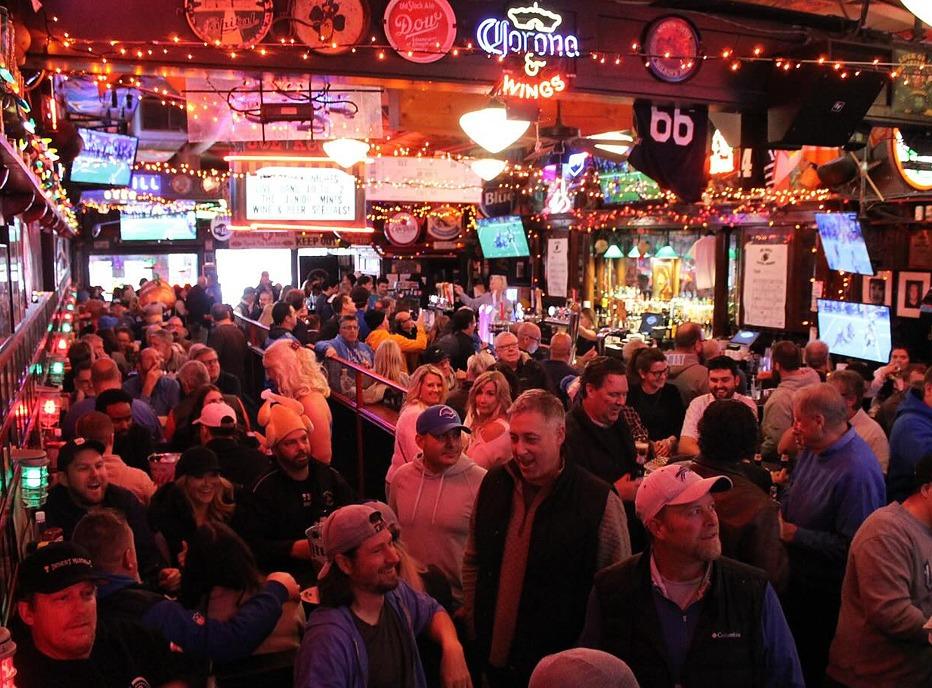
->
xmin=362 ymin=339 xmax=410 ymax=404
xmin=464 ymin=370 xmax=513 ymax=469
xmin=263 ymin=339 xmax=333 ymax=464
xmin=386 ymin=364 xmax=447 ymax=488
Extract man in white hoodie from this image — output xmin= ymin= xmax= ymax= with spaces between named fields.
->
xmin=389 ymin=404 xmax=486 ymax=607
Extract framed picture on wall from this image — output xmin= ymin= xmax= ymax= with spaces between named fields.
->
xmin=896 ymin=271 xmax=931 ymax=318
xmin=862 ymin=270 xmax=893 ymax=306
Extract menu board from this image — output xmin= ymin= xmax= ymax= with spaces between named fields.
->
xmin=742 ymin=243 xmax=787 ymax=329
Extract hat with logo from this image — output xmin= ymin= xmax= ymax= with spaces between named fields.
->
xmin=416 ymin=404 xmax=470 ymax=437
xmin=315 ymin=504 xmax=391 ymax=579
xmin=635 ymin=464 xmax=732 ymax=524
xmin=175 ymin=446 xmax=221 ymax=479
xmin=17 ymin=542 xmax=99 ymax=597
xmin=57 ymin=437 xmax=106 ymax=472
xmin=422 ymin=345 xmax=450 ymax=366
xmin=192 ymin=401 xmax=237 ymax=428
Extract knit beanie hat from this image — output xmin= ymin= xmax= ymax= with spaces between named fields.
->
xmin=257 ymin=389 xmax=314 ymax=447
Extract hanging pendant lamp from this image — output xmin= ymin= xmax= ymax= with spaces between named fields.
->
xmin=459 ymin=103 xmax=531 ymax=154
xmin=323 ymin=138 xmax=370 ymax=168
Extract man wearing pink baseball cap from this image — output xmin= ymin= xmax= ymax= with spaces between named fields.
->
xmin=580 ymin=464 xmax=804 ymax=688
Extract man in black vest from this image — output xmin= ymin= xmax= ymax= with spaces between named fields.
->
xmin=462 ymin=390 xmax=631 ymax=687
xmin=580 ymin=464 xmax=804 ymax=688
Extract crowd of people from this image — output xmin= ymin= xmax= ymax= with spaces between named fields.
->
xmin=11 ymin=268 xmax=932 ymax=688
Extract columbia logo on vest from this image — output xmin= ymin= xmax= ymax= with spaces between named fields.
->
xmin=711 ymin=631 xmax=742 ymax=639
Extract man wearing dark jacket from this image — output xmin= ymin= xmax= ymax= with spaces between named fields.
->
xmin=266 ymin=302 xmax=300 ymax=346
xmin=580 ymin=464 xmax=804 ymax=688
xmin=207 ymin=303 xmax=248 ymax=382
xmin=44 ymin=438 xmax=166 ymax=585
xmin=491 ymin=331 xmax=551 ymax=400
xmin=244 ymin=399 xmax=354 ymax=584
xmin=564 ymin=356 xmax=643 ymax=550
xmin=73 ymin=508 xmax=298 ymax=664
xmin=185 ymin=276 xmax=214 ymax=340
xmin=462 ymin=390 xmax=630 ymax=687
xmin=437 ymin=308 xmax=479 ymax=372
xmin=196 ymin=401 xmax=271 ymax=488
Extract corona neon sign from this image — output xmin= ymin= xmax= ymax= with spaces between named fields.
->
xmin=477 ymin=2 xmax=580 ymax=98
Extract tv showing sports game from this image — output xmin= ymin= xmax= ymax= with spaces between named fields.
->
xmin=476 ymin=216 xmax=530 ymax=258
xmin=120 ymin=213 xmax=197 ymax=241
xmin=817 ymin=299 xmax=892 ymax=363
xmin=815 ymin=212 xmax=874 ymax=276
xmin=595 ymin=157 xmax=663 ymax=204
xmin=70 ymin=128 xmax=138 ymax=186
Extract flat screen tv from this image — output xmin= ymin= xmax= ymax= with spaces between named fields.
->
xmin=816 ymin=299 xmax=892 ymax=363
xmin=120 ymin=213 xmax=197 ymax=241
xmin=595 ymin=157 xmax=663 ymax=204
xmin=476 ymin=216 xmax=530 ymax=258
xmin=815 ymin=212 xmax=874 ymax=276
xmin=730 ymin=329 xmax=761 ymax=347
xmin=70 ymin=128 xmax=138 ymax=186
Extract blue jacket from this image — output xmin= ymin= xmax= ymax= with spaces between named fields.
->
xmin=123 ymin=373 xmax=181 ymax=417
xmin=314 ymin=335 xmax=374 ymax=367
xmin=294 ymin=580 xmax=440 ymax=688
xmin=887 ymin=388 xmax=932 ymax=502
xmin=97 ymin=574 xmax=290 ymax=663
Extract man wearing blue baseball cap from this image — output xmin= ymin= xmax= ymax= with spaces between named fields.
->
xmin=389 ymin=405 xmax=486 ymax=607
xmin=296 ymin=503 xmax=471 ymax=688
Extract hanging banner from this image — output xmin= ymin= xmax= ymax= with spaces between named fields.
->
xmin=366 ymin=157 xmax=482 ymax=203
xmin=628 ymin=100 xmax=709 ymax=203
xmin=546 ymin=237 xmax=568 ymax=298
xmin=742 ymin=243 xmax=788 ymax=329
xmin=228 ymin=232 xmax=298 ymax=250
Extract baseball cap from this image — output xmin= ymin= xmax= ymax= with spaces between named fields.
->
xmin=635 ymin=464 xmax=732 ymax=524
xmin=57 ymin=437 xmax=106 ymax=472
xmin=193 ymin=401 xmax=237 ymax=428
xmin=17 ymin=542 xmax=99 ymax=597
xmin=416 ymin=404 xmax=471 ymax=436
xmin=175 ymin=446 xmax=221 ymax=479
xmin=915 ymin=452 xmax=932 ymax=486
xmin=315 ymin=504 xmax=391 ymax=579
xmin=422 ymin=345 xmax=450 ymax=365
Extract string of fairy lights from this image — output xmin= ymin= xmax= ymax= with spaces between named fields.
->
xmin=40 ymin=14 xmax=932 ymax=83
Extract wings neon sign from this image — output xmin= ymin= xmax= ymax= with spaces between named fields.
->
xmin=477 ymin=2 xmax=578 ymax=99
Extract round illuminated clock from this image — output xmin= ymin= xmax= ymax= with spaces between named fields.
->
xmin=642 ymin=16 xmax=701 ymax=83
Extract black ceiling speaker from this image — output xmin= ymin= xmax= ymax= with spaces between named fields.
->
xmin=768 ymin=63 xmax=887 ymax=148
xmin=816 ymin=155 xmax=859 ymax=187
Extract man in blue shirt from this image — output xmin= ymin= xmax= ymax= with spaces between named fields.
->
xmin=122 ymin=347 xmax=181 ymax=417
xmin=580 ymin=463 xmax=804 ymax=688
xmin=778 ymin=383 xmax=886 ymax=687
xmin=295 ymin=503 xmax=470 ymax=688
xmin=315 ymin=315 xmax=374 ymax=367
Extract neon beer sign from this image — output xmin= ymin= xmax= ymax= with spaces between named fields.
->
xmin=476 ymin=2 xmax=578 ymax=99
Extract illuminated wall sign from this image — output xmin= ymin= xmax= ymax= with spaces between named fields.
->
xmin=131 ymin=174 xmax=162 ymax=194
xmin=477 ymin=2 xmax=578 ymax=99
xmin=891 ymin=128 xmax=932 ymax=191
xmin=245 ymin=167 xmax=357 ymax=221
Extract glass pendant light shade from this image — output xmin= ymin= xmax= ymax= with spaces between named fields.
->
xmin=902 ymin=1 xmax=932 ymax=26
xmin=470 ymin=158 xmax=507 ymax=181
xmin=627 ymin=245 xmax=641 ymax=258
xmin=459 ymin=105 xmax=531 ymax=154
xmin=604 ymin=244 xmax=623 ymax=258
xmin=654 ymin=244 xmax=679 ymax=259
xmin=323 ymin=138 xmax=370 ymax=167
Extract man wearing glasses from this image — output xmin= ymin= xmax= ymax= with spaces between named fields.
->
xmin=491 ymin=331 xmax=551 ymax=400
